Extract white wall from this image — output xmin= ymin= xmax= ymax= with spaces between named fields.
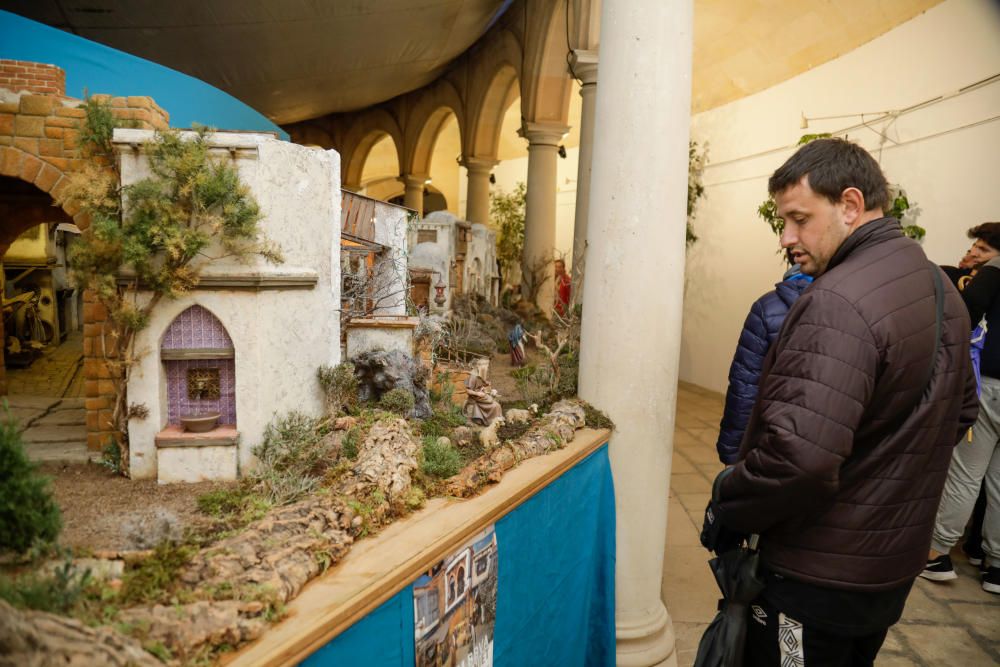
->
xmin=119 ymin=131 xmax=342 ymax=478
xmin=681 ymin=0 xmax=1000 ymax=393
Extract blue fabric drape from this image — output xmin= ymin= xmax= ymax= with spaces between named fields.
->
xmin=493 ymin=445 xmax=616 ymax=667
xmin=302 ymin=443 xmax=615 ymax=666
xmin=0 ymin=10 xmax=285 ymax=137
xmin=301 ymin=586 xmax=415 ymax=667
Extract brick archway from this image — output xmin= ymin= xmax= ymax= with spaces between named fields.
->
xmin=1 ymin=59 xmax=171 ymax=451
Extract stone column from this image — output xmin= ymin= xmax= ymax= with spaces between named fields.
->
xmin=519 ymin=121 xmax=568 ymax=315
xmin=577 ymin=0 xmax=692 ymax=665
xmin=401 ymin=174 xmax=426 ymax=217
xmin=461 ymin=157 xmax=498 ymax=225
xmin=570 ymin=49 xmax=598 ymax=296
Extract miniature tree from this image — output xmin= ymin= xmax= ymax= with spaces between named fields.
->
xmin=489 ymin=182 xmax=526 ymax=287
xmin=59 ymin=100 xmax=281 ymax=475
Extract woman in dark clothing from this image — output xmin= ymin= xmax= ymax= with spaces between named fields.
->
xmin=715 ymin=262 xmax=812 ymax=465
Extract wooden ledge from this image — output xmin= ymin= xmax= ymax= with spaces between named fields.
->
xmin=161 ymin=348 xmax=235 ymax=361
xmin=345 ymin=317 xmax=419 ymax=330
xmin=155 ymin=425 xmax=239 ymax=448
xmin=117 ymin=273 xmax=318 ymax=291
xmin=226 ymin=427 xmax=611 ymax=667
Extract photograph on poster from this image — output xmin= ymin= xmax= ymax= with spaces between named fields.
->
xmin=414 ymin=526 xmax=498 ymax=667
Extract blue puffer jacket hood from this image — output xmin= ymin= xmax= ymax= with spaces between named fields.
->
xmin=714 ymin=272 xmax=812 ymax=464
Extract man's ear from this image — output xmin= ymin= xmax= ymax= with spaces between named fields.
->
xmin=840 ymin=187 xmax=866 ymax=225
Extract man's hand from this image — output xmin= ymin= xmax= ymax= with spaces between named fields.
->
xmin=699 ymin=467 xmax=747 ymax=554
xmin=700 ymin=499 xmax=746 ymax=554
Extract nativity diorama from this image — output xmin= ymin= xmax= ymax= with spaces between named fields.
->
xmin=1 ymin=83 xmax=610 ymax=666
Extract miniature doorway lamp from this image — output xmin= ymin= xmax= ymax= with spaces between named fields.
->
xmin=434 ymin=276 xmax=447 ymax=306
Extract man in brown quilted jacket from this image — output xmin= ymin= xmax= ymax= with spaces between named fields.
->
xmin=709 ymin=138 xmax=979 ymax=666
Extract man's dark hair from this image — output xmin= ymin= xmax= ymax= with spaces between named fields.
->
xmin=968 ymin=222 xmax=1000 ymax=250
xmin=768 ymin=138 xmax=890 ymax=213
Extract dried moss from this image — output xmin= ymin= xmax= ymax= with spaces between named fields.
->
xmin=582 ymin=402 xmax=614 ymax=430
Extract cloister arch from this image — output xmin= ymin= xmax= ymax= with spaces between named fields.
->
xmin=341 ymin=109 xmax=404 ymax=190
xmin=467 ymin=64 xmax=520 ymax=161
xmin=402 ymin=79 xmax=466 ymax=178
xmin=359 ymin=134 xmax=402 ymax=199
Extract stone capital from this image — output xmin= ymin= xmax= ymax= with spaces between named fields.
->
xmin=400 ymin=173 xmax=429 ymax=189
xmin=570 ymin=49 xmax=599 ymax=87
xmin=518 ymin=121 xmax=571 ymax=147
xmin=459 ymin=156 xmax=499 ymax=175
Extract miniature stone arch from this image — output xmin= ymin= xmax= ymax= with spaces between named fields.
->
xmin=159 ymin=305 xmax=236 ymax=428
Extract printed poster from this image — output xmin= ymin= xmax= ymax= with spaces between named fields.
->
xmin=414 ymin=525 xmax=498 ymax=667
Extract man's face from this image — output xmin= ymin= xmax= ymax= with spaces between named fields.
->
xmin=967 ymin=239 xmax=999 ymax=268
xmin=554 ymin=260 xmax=566 ymax=277
xmin=777 ymin=177 xmax=852 ymax=277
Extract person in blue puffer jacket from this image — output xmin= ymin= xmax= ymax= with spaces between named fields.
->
xmin=715 ymin=260 xmax=813 ymax=464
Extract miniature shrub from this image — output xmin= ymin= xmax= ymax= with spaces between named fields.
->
xmin=342 ymin=427 xmax=361 ymax=460
xmin=99 ymin=440 xmax=123 ymax=475
xmin=197 ymin=487 xmax=250 ymax=517
xmin=317 ymin=362 xmax=359 ymax=415
xmin=429 ymin=373 xmax=455 ymax=406
xmin=419 ymin=406 xmax=467 ymax=438
xmin=0 ymin=416 xmax=62 ymax=555
xmin=119 ymin=541 xmax=197 ymax=605
xmin=420 ymin=436 xmax=463 ymax=479
xmin=555 ymin=351 xmax=579 ymax=399
xmin=379 ymin=388 xmax=415 ymax=416
xmin=511 ymin=364 xmax=550 ymax=406
xmin=249 ymin=412 xmax=332 ymax=504
xmin=0 ymin=561 xmax=91 ymax=613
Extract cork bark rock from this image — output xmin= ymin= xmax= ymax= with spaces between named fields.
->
xmin=445 ymin=399 xmax=587 ymax=497
xmin=0 ymin=600 xmax=160 ymax=667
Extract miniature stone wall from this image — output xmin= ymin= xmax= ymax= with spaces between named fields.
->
xmin=123 ymin=129 xmax=342 ymax=480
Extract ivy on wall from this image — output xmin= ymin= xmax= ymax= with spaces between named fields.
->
xmin=756 ymin=133 xmax=925 ymax=249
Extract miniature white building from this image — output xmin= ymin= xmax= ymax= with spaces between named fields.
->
xmin=119 ymin=129 xmax=343 ymax=482
xmin=408 ymin=211 xmax=498 ymax=314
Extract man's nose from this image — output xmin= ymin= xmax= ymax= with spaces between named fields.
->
xmin=780 ymin=226 xmax=796 ymax=248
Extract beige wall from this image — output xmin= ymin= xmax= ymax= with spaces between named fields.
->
xmin=681 ymin=0 xmax=1000 ymax=392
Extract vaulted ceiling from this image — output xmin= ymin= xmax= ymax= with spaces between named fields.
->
xmin=3 ymin=0 xmax=942 ymax=127
xmin=3 ymin=0 xmax=511 ymax=124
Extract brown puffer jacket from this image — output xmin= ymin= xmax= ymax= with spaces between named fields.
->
xmin=717 ymin=217 xmax=979 ymax=591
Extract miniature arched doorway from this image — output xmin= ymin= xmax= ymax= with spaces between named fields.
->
xmin=160 ymin=305 xmax=236 ymax=428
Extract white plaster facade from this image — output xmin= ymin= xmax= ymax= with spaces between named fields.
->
xmin=408 ymin=211 xmax=499 ymax=313
xmin=118 ymin=129 xmax=342 ymax=480
xmin=368 ymin=198 xmax=410 ymax=317
xmin=464 ymin=222 xmax=499 ymax=304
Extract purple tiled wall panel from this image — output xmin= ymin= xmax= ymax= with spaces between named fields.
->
xmin=165 ymin=359 xmax=237 ymax=425
xmin=161 ymin=305 xmax=234 ymax=350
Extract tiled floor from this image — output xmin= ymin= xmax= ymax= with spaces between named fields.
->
xmin=664 ymin=382 xmax=1000 ymax=667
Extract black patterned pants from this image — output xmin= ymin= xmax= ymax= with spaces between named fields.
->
xmin=743 ymin=597 xmax=889 ymax=667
